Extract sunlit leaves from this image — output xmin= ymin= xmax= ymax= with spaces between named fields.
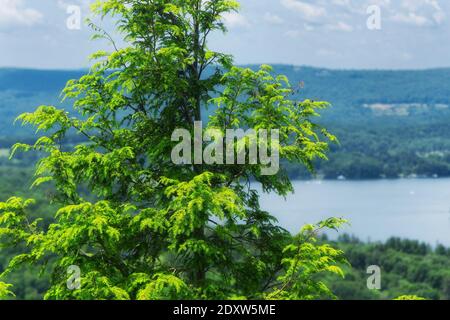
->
xmin=0 ymin=0 xmax=347 ymax=301
xmin=136 ymin=273 xmax=190 ymax=300
xmin=209 ymin=65 xmax=336 ymax=193
xmin=0 ymin=282 xmax=14 ymax=300
xmin=394 ymin=295 xmax=427 ymax=300
xmin=266 ymin=219 xmax=348 ymax=300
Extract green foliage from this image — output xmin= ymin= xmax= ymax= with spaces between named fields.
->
xmin=1 ymin=168 xmax=447 ymax=300
xmin=394 ymin=295 xmax=426 ymax=300
xmin=0 ymin=0 xmax=345 ymax=300
xmin=0 ymin=168 xmax=53 ymax=299
xmin=0 ymin=282 xmax=14 ymax=299
xmin=3 ymin=66 xmax=450 ymax=178
xmin=326 ymin=236 xmax=450 ymax=300
xmin=266 ymin=218 xmax=347 ymax=300
xmin=394 ymin=296 xmax=426 ymax=300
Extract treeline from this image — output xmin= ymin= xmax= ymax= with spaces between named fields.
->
xmin=3 ymin=67 xmax=450 ymax=179
xmin=285 ymin=118 xmax=450 ymax=180
xmin=0 ymin=167 xmax=448 ymax=300
xmin=0 ymin=167 xmax=55 ymax=299
xmin=4 ymin=123 xmax=450 ymax=179
xmin=325 ymin=235 xmax=450 ymax=300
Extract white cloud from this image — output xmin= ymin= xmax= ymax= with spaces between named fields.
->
xmin=401 ymin=0 xmax=434 ymax=11
xmin=391 ymin=12 xmax=430 ymax=27
xmin=331 ymin=0 xmax=351 ymax=6
xmin=317 ymin=48 xmax=338 ymax=57
xmin=326 ymin=0 xmax=391 ymax=17
xmin=394 ymin=0 xmax=446 ymax=26
xmin=284 ymin=22 xmax=317 ymax=36
xmin=280 ymin=0 xmax=326 ymax=22
xmin=426 ymin=0 xmax=446 ymax=25
xmin=303 ymin=23 xmax=315 ymax=31
xmin=433 ymin=10 xmax=446 ymax=24
xmin=264 ymin=12 xmax=284 ymax=25
xmin=57 ymin=0 xmax=93 ymax=11
xmin=324 ymin=0 xmax=446 ymax=27
xmin=0 ymin=0 xmax=43 ymax=29
xmin=330 ymin=0 xmax=356 ymax=12
xmin=285 ymin=29 xmax=302 ymax=38
xmin=222 ymin=12 xmax=251 ymax=29
xmin=327 ymin=21 xmax=353 ymax=32
xmin=401 ymin=52 xmax=413 ymax=61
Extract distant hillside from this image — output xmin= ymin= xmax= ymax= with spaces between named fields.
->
xmin=0 ymin=69 xmax=85 ymax=138
xmin=1 ymin=66 xmax=450 ymax=179
xmin=2 ymin=66 xmax=450 ymax=127
xmin=273 ymin=65 xmax=450 ymax=107
xmin=0 ymin=69 xmax=86 ymax=93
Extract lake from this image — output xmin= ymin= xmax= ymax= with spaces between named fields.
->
xmin=259 ymin=178 xmax=450 ymax=246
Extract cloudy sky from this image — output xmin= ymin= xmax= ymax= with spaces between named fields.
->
xmin=0 ymin=0 xmax=450 ymax=69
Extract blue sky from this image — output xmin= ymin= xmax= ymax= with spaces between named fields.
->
xmin=0 ymin=0 xmax=450 ymax=70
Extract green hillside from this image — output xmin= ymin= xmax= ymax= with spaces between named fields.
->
xmin=0 ymin=69 xmax=84 ymax=138
xmin=1 ymin=66 xmax=450 ymax=179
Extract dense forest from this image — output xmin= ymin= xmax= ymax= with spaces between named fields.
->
xmin=328 ymin=235 xmax=450 ymax=300
xmin=2 ymin=127 xmax=448 ymax=299
xmin=0 ymin=168 xmax=448 ymax=300
xmin=0 ymin=0 xmax=449 ymax=301
xmin=2 ymin=66 xmax=450 ymax=179
xmin=2 ymin=67 xmax=450 ymax=299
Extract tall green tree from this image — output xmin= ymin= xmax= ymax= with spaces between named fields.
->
xmin=0 ymin=0 xmax=346 ymax=300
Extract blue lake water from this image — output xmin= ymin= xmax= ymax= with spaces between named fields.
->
xmin=259 ymin=179 xmax=450 ymax=246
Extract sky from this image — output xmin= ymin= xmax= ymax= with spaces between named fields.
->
xmin=0 ymin=0 xmax=450 ymax=70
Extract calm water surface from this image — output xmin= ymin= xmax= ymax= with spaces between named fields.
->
xmin=259 ymin=179 xmax=450 ymax=245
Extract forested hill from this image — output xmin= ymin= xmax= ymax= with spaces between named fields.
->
xmin=2 ymin=66 xmax=450 ymax=179
xmin=0 ymin=68 xmax=86 ymax=93
xmin=0 ymin=69 xmax=85 ymax=139
xmin=272 ymin=66 xmax=450 ymax=108
xmin=2 ymin=65 xmax=450 ymax=130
